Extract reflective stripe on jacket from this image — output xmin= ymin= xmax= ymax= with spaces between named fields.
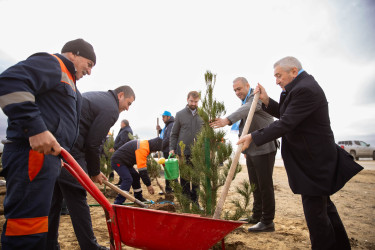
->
xmin=0 ymin=52 xmax=81 ymax=150
xmin=111 ymin=139 xmax=152 ymax=186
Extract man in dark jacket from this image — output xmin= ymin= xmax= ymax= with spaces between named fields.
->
xmin=238 ymin=56 xmax=363 ymax=249
xmin=0 ymin=38 xmax=95 ymax=249
xmin=114 ymin=119 xmax=133 ymax=150
xmin=170 ymin=91 xmax=203 ymax=206
xmin=47 ymin=86 xmax=135 ymax=250
xmin=156 ymin=110 xmax=175 ymax=193
xmin=210 ymin=77 xmax=277 ymax=231
xmin=111 ymin=137 xmax=162 ymax=204
xmin=111 ymin=119 xmax=133 ymax=185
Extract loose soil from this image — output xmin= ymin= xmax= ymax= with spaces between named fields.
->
xmin=0 ymin=161 xmax=374 ymax=249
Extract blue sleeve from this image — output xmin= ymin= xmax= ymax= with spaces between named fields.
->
xmin=0 ymin=54 xmax=61 ymax=137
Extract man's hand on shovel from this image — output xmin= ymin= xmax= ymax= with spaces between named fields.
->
xmin=237 ymin=134 xmax=253 ymax=151
xmin=91 ymin=172 xmax=108 ymax=185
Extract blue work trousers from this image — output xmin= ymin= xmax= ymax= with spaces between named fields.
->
xmin=112 ymin=163 xmax=142 ymax=204
xmin=1 ymin=143 xmax=60 ymax=250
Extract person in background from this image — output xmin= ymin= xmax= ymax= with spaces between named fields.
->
xmin=114 ymin=119 xmax=133 ymax=150
xmin=111 ymin=119 xmax=133 ymax=185
xmin=0 ymin=38 xmax=95 ymax=249
xmin=47 ymin=86 xmax=135 ymax=250
xmin=111 ymin=137 xmax=162 ymax=204
xmin=237 ymin=56 xmax=363 ymax=249
xmin=210 ymin=77 xmax=277 ymax=232
xmin=169 ymin=91 xmax=203 ymax=207
xmin=156 ymin=110 xmax=176 ymax=194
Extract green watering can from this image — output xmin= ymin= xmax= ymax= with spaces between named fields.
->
xmin=164 ymin=154 xmax=179 ymax=180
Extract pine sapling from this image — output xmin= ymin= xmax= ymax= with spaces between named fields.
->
xmin=223 ymin=180 xmax=254 ymax=221
xmin=100 ymin=132 xmax=115 ymax=193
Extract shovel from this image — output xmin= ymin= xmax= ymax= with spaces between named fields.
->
xmin=103 ymin=180 xmax=148 ymax=208
xmin=213 ymin=92 xmax=260 ymax=219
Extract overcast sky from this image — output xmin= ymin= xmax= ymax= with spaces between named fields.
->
xmin=1 ymin=0 xmax=375 ymax=150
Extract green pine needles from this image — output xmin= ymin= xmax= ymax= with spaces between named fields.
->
xmin=190 ymin=70 xmax=241 ymax=216
xmin=100 ymin=132 xmax=115 ymax=192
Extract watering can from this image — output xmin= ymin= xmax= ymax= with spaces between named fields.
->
xmin=164 ymin=154 xmax=179 ymax=180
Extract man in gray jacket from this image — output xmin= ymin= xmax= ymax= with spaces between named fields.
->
xmin=211 ymin=77 xmax=277 ymax=232
xmin=170 ymin=91 xmax=203 ymax=206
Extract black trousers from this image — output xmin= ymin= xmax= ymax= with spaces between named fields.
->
xmin=302 ymin=195 xmax=350 ymax=250
xmin=47 ymin=156 xmax=101 ymax=250
xmin=180 ymin=155 xmax=199 ymax=204
xmin=245 ymin=151 xmax=276 ymax=224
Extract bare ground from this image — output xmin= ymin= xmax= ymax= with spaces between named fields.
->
xmin=0 ymin=160 xmax=374 ymax=249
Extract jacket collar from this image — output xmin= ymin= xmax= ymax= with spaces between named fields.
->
xmin=54 ymin=53 xmax=76 ymax=81
xmin=109 ymin=90 xmax=119 ymax=107
xmin=285 ymin=71 xmax=308 ymax=93
xmin=244 ymin=88 xmax=254 ymax=103
xmin=185 ymin=105 xmax=198 ymax=115
xmin=165 ymin=116 xmax=175 ymax=125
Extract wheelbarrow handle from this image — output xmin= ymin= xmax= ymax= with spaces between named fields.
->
xmin=103 ymin=180 xmax=147 ymax=208
xmin=60 ymin=148 xmax=113 ymax=212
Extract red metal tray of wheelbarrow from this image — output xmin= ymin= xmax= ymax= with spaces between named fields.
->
xmin=60 ymin=148 xmax=244 ymax=250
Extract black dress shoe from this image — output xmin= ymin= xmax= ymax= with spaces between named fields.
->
xmin=239 ymin=216 xmax=260 ymax=224
xmin=248 ymin=216 xmax=260 ymax=224
xmin=248 ymin=222 xmax=275 ymax=232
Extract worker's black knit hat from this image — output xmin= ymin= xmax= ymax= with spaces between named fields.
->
xmin=148 ymin=137 xmax=162 ymax=152
xmin=61 ymin=38 xmax=96 ymax=65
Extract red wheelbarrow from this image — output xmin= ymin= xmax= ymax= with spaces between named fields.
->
xmin=60 ymin=148 xmax=244 ymax=250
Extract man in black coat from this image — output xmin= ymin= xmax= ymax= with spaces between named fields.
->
xmin=112 ymin=119 xmax=133 ymax=185
xmin=47 ymin=85 xmax=135 ymax=250
xmin=238 ymin=56 xmax=363 ymax=249
xmin=114 ymin=119 xmax=133 ymax=150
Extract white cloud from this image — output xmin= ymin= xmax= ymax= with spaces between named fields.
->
xmin=0 ymin=0 xmax=374 ymax=150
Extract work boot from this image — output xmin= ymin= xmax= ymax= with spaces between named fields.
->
xmin=137 ymin=197 xmax=149 ymax=202
xmin=135 ymin=191 xmax=148 ymax=203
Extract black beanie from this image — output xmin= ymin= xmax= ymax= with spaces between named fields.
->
xmin=61 ymin=38 xmax=96 ymax=65
xmin=148 ymin=137 xmax=162 ymax=152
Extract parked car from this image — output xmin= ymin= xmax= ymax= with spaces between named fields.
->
xmin=337 ymin=140 xmax=375 ymax=160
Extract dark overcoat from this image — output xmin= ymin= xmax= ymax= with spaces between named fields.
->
xmin=252 ymin=71 xmax=363 ymax=195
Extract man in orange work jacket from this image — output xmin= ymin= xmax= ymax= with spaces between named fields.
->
xmin=0 ymin=39 xmax=96 ymax=249
xmin=110 ymin=137 xmax=162 ymax=204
